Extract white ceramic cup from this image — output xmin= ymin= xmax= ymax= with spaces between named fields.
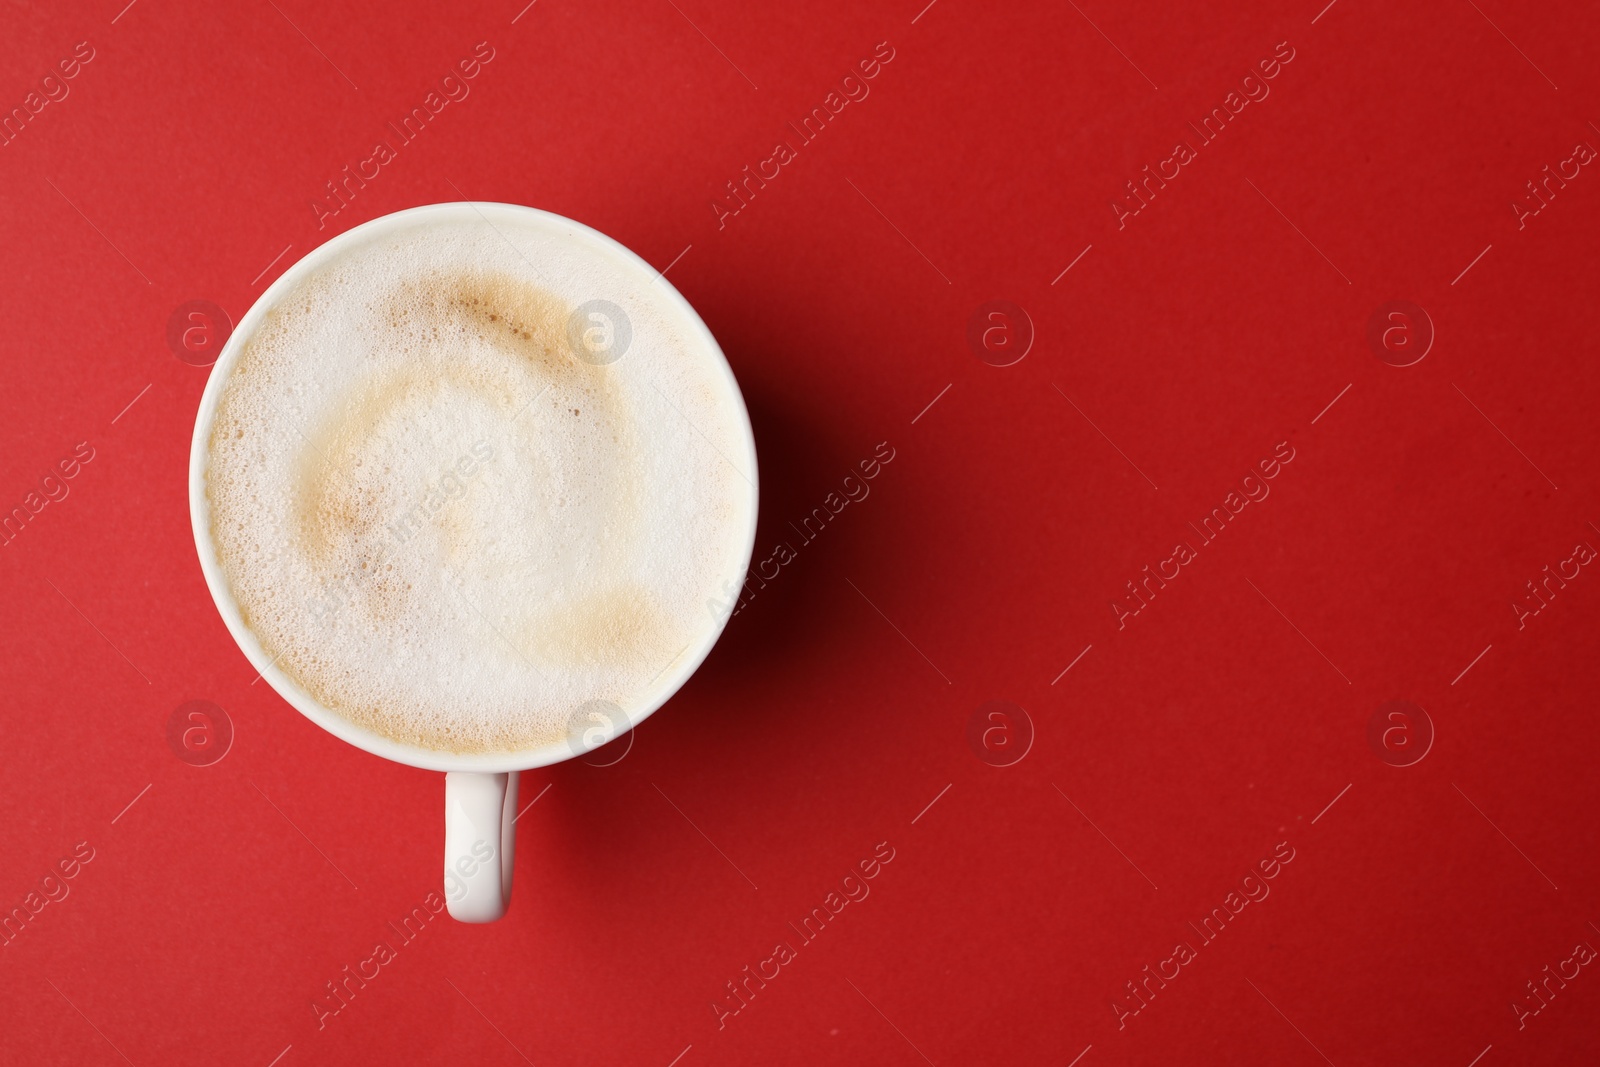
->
xmin=189 ymin=202 xmax=758 ymax=922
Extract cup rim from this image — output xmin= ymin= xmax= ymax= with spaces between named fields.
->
xmin=189 ymin=201 xmax=758 ymax=773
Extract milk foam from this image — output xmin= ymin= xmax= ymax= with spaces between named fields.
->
xmin=206 ymin=216 xmax=754 ymax=754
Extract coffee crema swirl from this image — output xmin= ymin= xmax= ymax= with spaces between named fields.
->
xmin=205 ymin=218 xmax=753 ymax=754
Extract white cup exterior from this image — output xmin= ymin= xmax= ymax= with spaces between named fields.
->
xmin=188 ymin=203 xmax=758 ymax=918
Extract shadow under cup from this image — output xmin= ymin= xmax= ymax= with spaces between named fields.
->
xmin=188 ymin=202 xmax=759 ymax=921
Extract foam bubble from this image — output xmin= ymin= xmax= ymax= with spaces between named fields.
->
xmin=206 ymin=217 xmax=754 ymax=754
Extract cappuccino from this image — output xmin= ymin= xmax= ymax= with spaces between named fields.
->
xmin=205 ymin=213 xmax=755 ymax=754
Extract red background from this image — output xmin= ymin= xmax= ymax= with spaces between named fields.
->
xmin=2 ymin=0 xmax=1598 ymax=1063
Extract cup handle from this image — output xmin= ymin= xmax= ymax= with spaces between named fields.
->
xmin=443 ymin=771 xmax=518 ymax=922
